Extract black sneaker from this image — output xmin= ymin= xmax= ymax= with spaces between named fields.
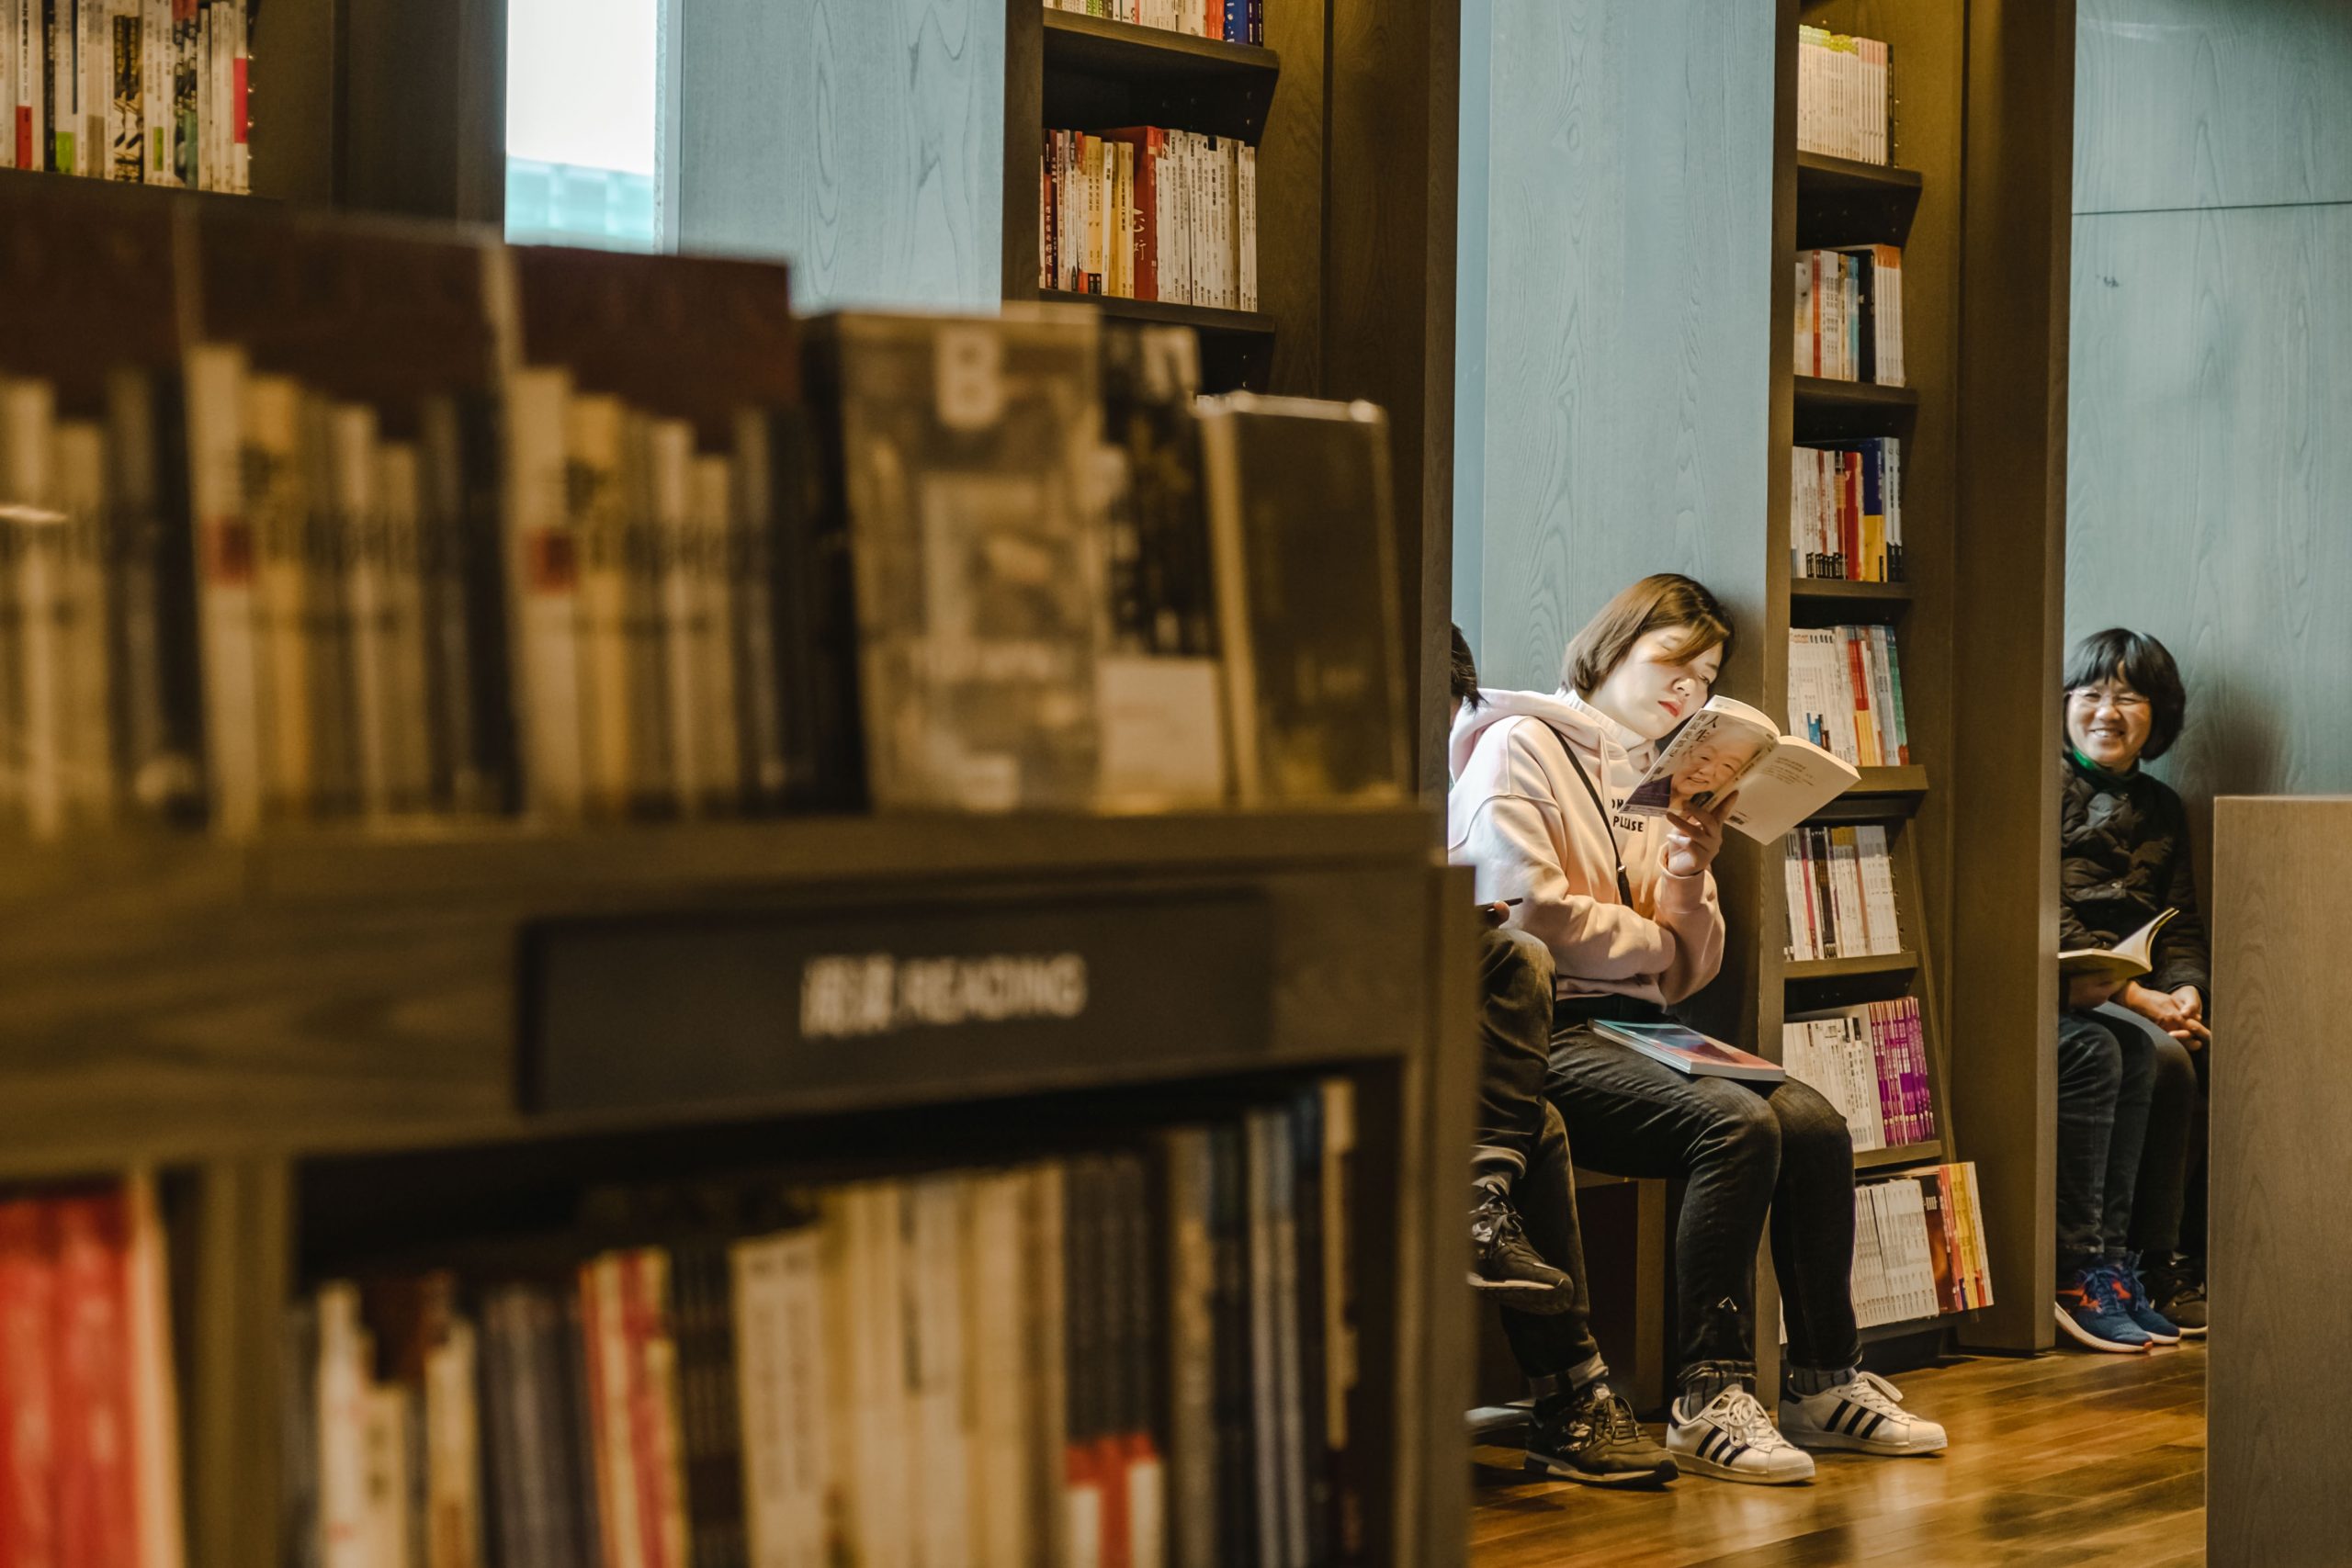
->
xmin=2147 ymin=1257 xmax=2209 ymax=1337
xmin=1470 ymin=1184 xmax=1575 ymax=1312
xmin=1524 ymin=1382 xmax=1678 ymax=1487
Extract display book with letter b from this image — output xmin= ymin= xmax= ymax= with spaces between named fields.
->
xmin=2059 ymin=908 xmax=2177 ymax=985
xmin=1587 ymin=1020 xmax=1785 ymax=1084
xmin=1619 ymin=695 xmax=1860 ymax=841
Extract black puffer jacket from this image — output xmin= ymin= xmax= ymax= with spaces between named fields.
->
xmin=2060 ymin=750 xmax=2211 ymax=1001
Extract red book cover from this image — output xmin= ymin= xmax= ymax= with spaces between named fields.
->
xmin=51 ymin=1192 xmax=140 ymax=1568
xmin=1099 ymin=128 xmax=1162 ymax=302
xmin=0 ymin=1200 xmax=60 ymax=1568
xmin=1845 ymin=629 xmax=1878 ymax=765
xmin=622 ymin=1251 xmax=681 ymax=1568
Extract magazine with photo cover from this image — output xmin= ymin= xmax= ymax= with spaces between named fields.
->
xmin=1620 ymin=694 xmax=1859 ymax=841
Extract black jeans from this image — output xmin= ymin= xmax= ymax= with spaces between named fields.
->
xmin=1474 ymin=928 xmax=1610 ymax=1382
xmin=1541 ymin=1016 xmax=1861 ymax=1386
xmin=2055 ymin=1009 xmax=2163 ymax=1269
xmin=2129 ymin=1023 xmax=2210 ymax=1261
xmin=1474 ymin=926 xmax=1557 ymax=1179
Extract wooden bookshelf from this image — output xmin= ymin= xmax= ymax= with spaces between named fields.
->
xmin=1789 ymin=577 xmax=1916 ymax=620
xmin=0 ymin=807 xmax=1471 ymax=1568
xmin=1786 ymin=951 xmax=1920 ymax=984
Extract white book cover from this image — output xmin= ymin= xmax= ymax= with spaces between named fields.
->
xmin=1782 ymin=837 xmax=1815 ymax=961
xmin=505 ymin=367 xmax=587 ymax=818
xmin=566 ymin=392 xmax=633 ymax=817
xmin=1825 ymin=828 xmax=1866 ymax=953
xmin=1238 ymin=142 xmax=1258 ymax=311
xmin=315 ymin=1283 xmax=374 ymax=1568
xmin=424 ymin=1318 xmax=485 ymax=1568
xmin=646 ymin=418 xmax=704 ymax=818
xmin=3 ymin=380 xmax=62 ymax=838
xmin=907 ymin=1179 xmax=972 ymax=1568
xmin=141 ymin=0 xmax=169 ymax=181
xmin=1856 ymin=824 xmax=1901 ymax=946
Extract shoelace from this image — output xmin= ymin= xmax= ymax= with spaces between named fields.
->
xmin=1702 ymin=1388 xmax=1792 ymax=1450
xmin=1592 ymin=1389 xmax=1644 ymax=1442
xmin=1828 ymin=1370 xmax=1908 ymax=1419
xmin=1471 ymin=1193 xmax=1525 ymax=1247
xmin=2079 ymin=1263 xmax=2135 ymax=1317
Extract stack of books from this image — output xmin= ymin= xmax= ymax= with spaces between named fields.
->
xmin=0 ymin=184 xmax=1411 ymax=841
xmin=1782 ymin=823 xmax=1903 ymax=963
xmin=1043 ymin=127 xmax=1258 ymax=311
xmin=1795 ymin=246 xmax=1904 ymax=385
xmin=1792 ymin=438 xmax=1903 ymax=582
xmin=1787 ymin=625 xmax=1910 ymax=766
xmin=1849 ymin=1165 xmax=1995 ymax=1328
xmin=1796 ymin=27 xmax=1892 ymax=164
xmin=1046 ymin=0 xmax=1264 ymax=45
xmin=0 ymin=1175 xmax=183 ymax=1563
xmin=0 ymin=0 xmax=250 ymax=189
xmin=1783 ymin=995 xmax=1932 ymax=1149
xmin=285 ymin=1084 xmax=1362 ymax=1568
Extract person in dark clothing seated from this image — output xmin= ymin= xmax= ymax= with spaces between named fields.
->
xmin=1452 ymin=625 xmax=1677 ymax=1487
xmin=2053 ymin=627 xmax=2212 ymax=1350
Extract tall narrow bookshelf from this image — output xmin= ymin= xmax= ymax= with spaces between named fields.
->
xmin=1758 ymin=1 xmax=1977 ymax=1378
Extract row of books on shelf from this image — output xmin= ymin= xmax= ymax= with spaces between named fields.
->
xmin=0 ymin=0 xmax=250 ymax=189
xmin=0 ymin=1174 xmax=184 ymax=1567
xmin=285 ymin=1084 xmax=1357 ymax=1568
xmin=0 ymin=181 xmax=1410 ymax=840
xmin=1795 ymin=246 xmax=1904 ymax=387
xmin=1795 ymin=27 xmax=1893 ymax=166
xmin=1043 ymin=127 xmax=1258 ymax=311
xmin=1783 ymin=996 xmax=1932 ymax=1151
xmin=1044 ymin=0 xmax=1263 ymax=46
xmin=1782 ymin=823 xmax=1903 ymax=964
xmin=1792 ymin=437 xmax=1903 ymax=582
xmin=1849 ymin=1165 xmax=1993 ymax=1329
xmin=1787 ymin=624 xmax=1909 ymax=768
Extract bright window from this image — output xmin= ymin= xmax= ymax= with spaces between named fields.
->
xmin=505 ymin=0 xmax=663 ymax=250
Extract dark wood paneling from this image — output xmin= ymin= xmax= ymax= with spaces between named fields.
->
xmin=1326 ymin=0 xmax=1459 ymax=790
xmin=676 ymin=0 xmax=1004 ymax=307
xmin=249 ymin=0 xmax=337 ymax=204
xmin=2211 ymin=797 xmax=2350 ymax=1568
xmin=2076 ymin=0 xmax=2352 ymax=216
xmin=339 ymin=0 xmax=505 ymax=224
xmin=1950 ymin=0 xmax=2076 ymax=1352
xmin=1259 ymin=0 xmax=1325 ymax=396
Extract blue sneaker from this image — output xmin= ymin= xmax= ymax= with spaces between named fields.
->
xmin=2055 ymin=1262 xmax=2153 ymax=1353
xmin=2115 ymin=1254 xmax=2182 ymax=1345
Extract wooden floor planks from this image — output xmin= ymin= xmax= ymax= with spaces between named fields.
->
xmin=1471 ymin=1343 xmax=2207 ymax=1567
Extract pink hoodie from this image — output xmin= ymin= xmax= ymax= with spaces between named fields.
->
xmin=1448 ymin=686 xmax=1725 ymax=1006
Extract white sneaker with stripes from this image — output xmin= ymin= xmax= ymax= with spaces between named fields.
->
xmin=1665 ymin=1386 xmax=1815 ymax=1484
xmin=1779 ymin=1370 xmax=1949 ymax=1456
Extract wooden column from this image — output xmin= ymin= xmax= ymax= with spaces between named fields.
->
xmin=1948 ymin=0 xmax=2075 ymax=1353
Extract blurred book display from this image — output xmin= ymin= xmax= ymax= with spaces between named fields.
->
xmin=0 ymin=0 xmax=252 ymax=189
xmin=286 ymin=1083 xmax=1359 ymax=1568
xmin=0 ymin=180 xmax=1412 ymax=840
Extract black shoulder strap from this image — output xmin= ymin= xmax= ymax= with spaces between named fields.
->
xmin=1540 ymin=722 xmax=1638 ymax=908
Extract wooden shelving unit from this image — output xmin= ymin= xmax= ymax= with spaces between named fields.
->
xmin=1008 ymin=6 xmax=1317 ymax=394
xmin=1758 ymin=0 xmax=1984 ymax=1376
xmin=0 ymin=807 xmax=1472 ymax=1568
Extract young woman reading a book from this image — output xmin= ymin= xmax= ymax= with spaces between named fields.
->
xmin=2053 ymin=628 xmax=2212 ymax=1350
xmin=1448 ymin=574 xmax=1947 ymax=1485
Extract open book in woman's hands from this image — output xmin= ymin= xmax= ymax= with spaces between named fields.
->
xmin=1621 ymin=696 xmax=1861 ymax=841
xmin=2059 ymin=909 xmax=2177 ymax=985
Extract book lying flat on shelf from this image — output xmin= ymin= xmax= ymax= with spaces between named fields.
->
xmin=1589 ymin=1021 xmax=1785 ymax=1084
xmin=2060 ymin=909 xmax=2177 ymax=984
xmin=1621 ymin=695 xmax=1860 ymax=841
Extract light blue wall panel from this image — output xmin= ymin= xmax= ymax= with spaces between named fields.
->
xmin=2076 ymin=0 xmax=2352 ymax=215
xmin=675 ymin=0 xmax=1005 ymax=310
xmin=1454 ymin=0 xmax=1776 ymax=694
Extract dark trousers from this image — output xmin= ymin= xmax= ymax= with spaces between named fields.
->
xmin=1536 ymin=1018 xmax=1862 ymax=1386
xmin=1476 ymin=928 xmax=1610 ymax=1382
xmin=2130 ymin=1025 xmax=2211 ymax=1261
xmin=1474 ymin=926 xmax=1556 ymax=1179
xmin=2055 ymin=1009 xmax=2163 ymax=1269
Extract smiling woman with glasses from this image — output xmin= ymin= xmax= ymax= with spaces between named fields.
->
xmin=2052 ymin=627 xmax=2211 ymax=1354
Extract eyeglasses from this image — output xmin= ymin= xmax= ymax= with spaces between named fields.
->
xmin=2067 ymin=686 xmax=2150 ymax=712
